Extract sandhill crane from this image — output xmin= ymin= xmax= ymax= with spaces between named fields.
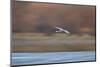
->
xmin=55 ymin=27 xmax=70 ymax=34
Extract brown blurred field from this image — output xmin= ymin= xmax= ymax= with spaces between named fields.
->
xmin=12 ymin=1 xmax=96 ymax=53
xmin=12 ymin=33 xmax=95 ymax=52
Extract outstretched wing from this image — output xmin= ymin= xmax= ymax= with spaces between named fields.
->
xmin=56 ymin=27 xmax=63 ymax=30
xmin=55 ymin=26 xmax=70 ymax=34
xmin=63 ymin=29 xmax=70 ymax=34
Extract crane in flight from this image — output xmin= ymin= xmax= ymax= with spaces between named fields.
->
xmin=55 ymin=27 xmax=70 ymax=34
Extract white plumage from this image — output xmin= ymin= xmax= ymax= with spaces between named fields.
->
xmin=55 ymin=27 xmax=70 ymax=34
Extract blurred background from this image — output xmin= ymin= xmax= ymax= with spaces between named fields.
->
xmin=12 ymin=1 xmax=96 ymax=52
